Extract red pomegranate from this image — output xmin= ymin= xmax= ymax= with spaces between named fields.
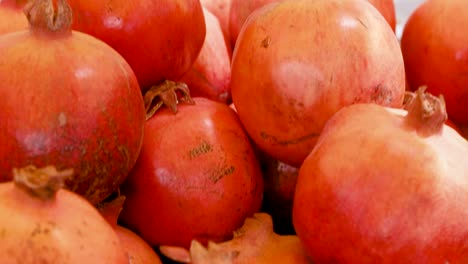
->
xmin=120 ymin=97 xmax=264 ymax=249
xmin=293 ymin=88 xmax=468 ymax=263
xmin=231 ymin=0 xmax=405 ymax=166
xmin=0 ymin=0 xmax=146 ymax=204
xmin=401 ymin=0 xmax=468 ymax=128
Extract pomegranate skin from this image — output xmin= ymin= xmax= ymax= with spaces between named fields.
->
xmin=367 ymin=0 xmax=396 ymax=31
xmin=0 ymin=30 xmax=146 ymax=204
xmin=231 ymin=0 xmax=405 ymax=166
xmin=401 ymin=0 xmax=468 ymax=126
xmin=200 ymin=0 xmax=232 ymax=50
xmin=0 ymin=0 xmax=29 ymax=35
xmin=68 ymin=0 xmax=206 ymax=89
xmin=179 ymin=7 xmax=232 ymax=103
xmin=120 ymin=98 xmax=264 ymax=249
xmin=293 ymin=102 xmax=468 ymax=263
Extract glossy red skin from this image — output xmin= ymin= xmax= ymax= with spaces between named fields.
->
xmin=120 ymin=97 xmax=264 ymax=249
xmin=231 ymin=0 xmax=405 ymax=166
xmin=401 ymin=0 xmax=468 ymax=126
xmin=68 ymin=0 xmax=206 ymax=89
xmin=0 ymin=181 xmax=129 ymax=263
xmin=293 ymin=104 xmax=468 ymax=263
xmin=179 ymin=8 xmax=232 ymax=104
xmin=0 ymin=0 xmax=28 ymax=35
xmin=0 ymin=30 xmax=146 ymax=204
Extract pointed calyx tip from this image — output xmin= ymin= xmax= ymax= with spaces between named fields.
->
xmin=24 ymin=0 xmax=73 ymax=34
xmin=404 ymin=86 xmax=448 ymax=137
xmin=13 ymin=165 xmax=73 ymax=200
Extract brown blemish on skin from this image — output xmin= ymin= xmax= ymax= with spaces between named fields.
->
xmin=261 ymin=36 xmax=271 ymax=48
xmin=189 ymin=141 xmax=213 ymax=159
xmin=371 ymin=83 xmax=394 ymax=105
xmin=357 ymin=17 xmax=368 ymax=29
xmin=210 ymin=165 xmax=235 ymax=184
xmin=31 ymin=223 xmax=49 ymax=237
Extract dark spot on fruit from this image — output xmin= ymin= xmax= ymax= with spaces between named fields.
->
xmin=189 ymin=140 xmax=213 ymax=159
xmin=357 ymin=17 xmax=368 ymax=29
xmin=76 ymin=228 xmax=83 ymax=237
xmin=210 ymin=165 xmax=235 ymax=183
xmin=371 ymin=83 xmax=393 ymax=105
xmin=261 ymin=36 xmax=271 ymax=48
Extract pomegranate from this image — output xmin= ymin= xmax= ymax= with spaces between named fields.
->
xmin=160 ymin=213 xmax=312 ymax=264
xmin=120 ymin=97 xmax=264 ymax=249
xmin=179 ymin=7 xmax=232 ymax=104
xmin=231 ymin=0 xmax=405 ymax=166
xmin=401 ymin=0 xmax=468 ymax=127
xmin=293 ymin=87 xmax=468 ymax=263
xmin=0 ymin=0 xmax=146 ymax=204
xmin=0 ymin=0 xmax=28 ymax=34
xmin=68 ymin=0 xmax=206 ymax=90
xmin=0 ymin=165 xmax=129 ymax=263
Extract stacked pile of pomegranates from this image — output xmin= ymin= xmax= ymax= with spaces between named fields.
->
xmin=0 ymin=0 xmax=467 ymax=263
